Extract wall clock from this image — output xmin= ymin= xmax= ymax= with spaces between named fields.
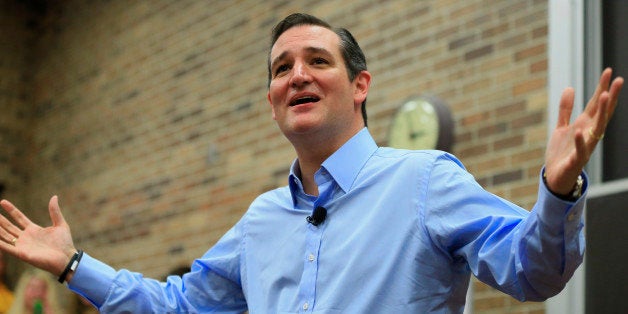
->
xmin=388 ymin=95 xmax=454 ymax=152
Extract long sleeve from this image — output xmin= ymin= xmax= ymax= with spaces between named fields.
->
xmin=68 ymin=222 xmax=247 ymax=313
xmin=423 ymin=153 xmax=585 ymax=301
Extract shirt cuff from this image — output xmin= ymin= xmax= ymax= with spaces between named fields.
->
xmin=537 ymin=168 xmax=588 ymax=229
xmin=67 ymin=252 xmax=117 ymax=308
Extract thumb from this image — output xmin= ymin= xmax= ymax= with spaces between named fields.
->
xmin=48 ymin=195 xmax=68 ymax=227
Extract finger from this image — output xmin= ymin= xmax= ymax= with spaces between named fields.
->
xmin=557 ymin=87 xmax=575 ymax=127
xmin=575 ymin=127 xmax=590 ymax=163
xmin=0 ymin=227 xmax=17 ymax=245
xmin=592 ymin=91 xmax=609 ymax=137
xmin=0 ymin=240 xmax=18 ymax=257
xmin=591 ymin=77 xmax=624 ymax=139
xmin=0 ymin=207 xmax=20 ymax=249
xmin=584 ymin=68 xmax=612 ymax=116
xmin=605 ymin=76 xmax=624 ymax=121
xmin=49 ymin=196 xmax=68 ymax=228
xmin=0 ymin=199 xmax=34 ymax=230
xmin=0 ymin=213 xmax=21 ymax=238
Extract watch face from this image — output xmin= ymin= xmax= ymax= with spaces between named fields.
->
xmin=389 ymin=98 xmax=440 ymax=150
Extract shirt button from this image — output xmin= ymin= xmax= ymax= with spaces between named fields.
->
xmin=567 ymin=213 xmax=576 ymax=222
xmin=303 ymin=302 xmax=309 ymax=310
xmin=308 ymin=254 xmax=315 ymax=262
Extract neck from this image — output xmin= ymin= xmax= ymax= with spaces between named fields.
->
xmin=291 ymin=128 xmax=362 ymax=196
xmin=293 ymin=145 xmax=331 ymax=196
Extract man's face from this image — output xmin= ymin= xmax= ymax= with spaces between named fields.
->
xmin=267 ymin=25 xmax=368 ymax=143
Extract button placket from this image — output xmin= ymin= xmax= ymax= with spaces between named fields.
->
xmin=298 ymin=224 xmax=322 ymax=313
xmin=297 ymin=173 xmax=334 ymax=313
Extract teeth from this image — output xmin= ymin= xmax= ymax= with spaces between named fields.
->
xmin=292 ymin=96 xmax=319 ymax=106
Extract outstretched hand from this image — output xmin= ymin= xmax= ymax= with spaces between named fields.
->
xmin=545 ymin=68 xmax=624 ymax=195
xmin=0 ymin=196 xmax=77 ymax=278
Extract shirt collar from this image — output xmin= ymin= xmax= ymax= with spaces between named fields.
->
xmin=288 ymin=128 xmax=378 ymax=206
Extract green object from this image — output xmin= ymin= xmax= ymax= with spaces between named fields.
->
xmin=33 ymin=299 xmax=43 ymax=314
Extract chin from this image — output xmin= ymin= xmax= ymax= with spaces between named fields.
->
xmin=283 ymin=118 xmax=323 ymax=134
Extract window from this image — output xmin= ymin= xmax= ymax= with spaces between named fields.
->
xmin=547 ymin=1 xmax=628 ymax=313
xmin=599 ymin=0 xmax=628 ymax=181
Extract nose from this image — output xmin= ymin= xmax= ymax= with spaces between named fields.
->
xmin=289 ymin=61 xmax=312 ymax=87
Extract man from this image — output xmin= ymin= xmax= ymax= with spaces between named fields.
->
xmin=0 ymin=13 xmax=623 ymax=313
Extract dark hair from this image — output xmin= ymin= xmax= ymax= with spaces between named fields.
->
xmin=268 ymin=13 xmax=369 ymax=126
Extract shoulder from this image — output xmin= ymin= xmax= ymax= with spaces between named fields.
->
xmin=252 ymin=185 xmax=291 ymax=205
xmin=245 ymin=185 xmax=293 ymax=220
xmin=372 ymin=147 xmax=466 ymax=170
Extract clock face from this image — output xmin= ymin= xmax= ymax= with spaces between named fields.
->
xmin=388 ymin=96 xmax=453 ymax=151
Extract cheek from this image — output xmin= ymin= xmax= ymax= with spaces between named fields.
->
xmin=271 ymin=105 xmax=277 ymax=120
xmin=267 ymin=93 xmax=277 ymax=120
xmin=268 ymin=82 xmax=286 ymax=120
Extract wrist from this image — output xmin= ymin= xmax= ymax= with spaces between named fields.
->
xmin=58 ymin=250 xmax=83 ymax=283
xmin=543 ymin=170 xmax=584 ymax=201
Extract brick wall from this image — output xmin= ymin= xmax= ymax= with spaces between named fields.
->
xmin=2 ymin=0 xmax=550 ymax=312
xmin=0 ymin=0 xmax=40 ymax=287
xmin=0 ymin=2 xmax=34 ymax=209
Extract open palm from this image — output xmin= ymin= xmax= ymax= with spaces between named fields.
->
xmin=0 ymin=196 xmax=77 ymax=277
xmin=544 ymin=68 xmax=624 ymax=195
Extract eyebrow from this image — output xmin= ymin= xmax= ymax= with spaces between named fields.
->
xmin=270 ymin=46 xmax=334 ymax=71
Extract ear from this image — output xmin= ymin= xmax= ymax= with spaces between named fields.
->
xmin=353 ymin=70 xmax=371 ymax=108
xmin=267 ymin=91 xmax=277 ymax=120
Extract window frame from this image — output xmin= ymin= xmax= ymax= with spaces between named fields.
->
xmin=547 ymin=0 xmax=628 ymax=313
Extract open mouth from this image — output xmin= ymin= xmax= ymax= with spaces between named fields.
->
xmin=290 ymin=96 xmax=320 ymax=106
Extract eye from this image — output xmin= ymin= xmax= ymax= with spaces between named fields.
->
xmin=274 ymin=64 xmax=290 ymax=77
xmin=312 ymin=57 xmax=328 ymax=65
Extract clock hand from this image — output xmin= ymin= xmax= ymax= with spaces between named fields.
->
xmin=410 ymin=130 xmax=425 ymax=139
xmin=405 ymin=111 xmax=424 ymax=139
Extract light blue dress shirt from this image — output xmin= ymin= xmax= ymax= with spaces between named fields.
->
xmin=69 ymin=128 xmax=585 ymax=313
